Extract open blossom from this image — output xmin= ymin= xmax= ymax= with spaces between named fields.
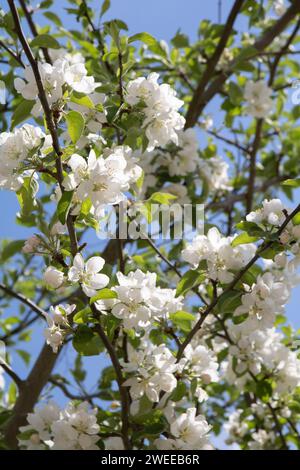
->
xmin=68 ymin=253 xmax=109 ymax=297
xmin=0 ymin=124 xmax=46 ymax=191
xmin=224 ymin=409 xmax=248 ymax=445
xmin=178 ymin=344 xmax=219 ymax=384
xmin=244 ymin=80 xmax=273 ymax=118
xmin=233 ymin=272 xmax=290 ymax=330
xmin=19 ymin=401 xmax=61 ymax=450
xmin=43 ymin=304 xmax=75 ymax=353
xmin=199 ymin=156 xmax=231 ymax=192
xmin=122 ymin=342 xmax=178 ymax=402
xmin=111 ymin=269 xmax=183 ymax=329
xmin=111 ymin=269 xmax=156 ymax=330
xmin=126 ymin=73 xmax=185 ymax=150
xmin=182 ymin=227 xmax=256 ymax=283
xmin=14 ymin=56 xmax=98 ymax=116
xmin=43 ymin=266 xmax=64 ymax=289
xmin=225 ymin=324 xmax=300 ymax=395
xmin=159 ymin=128 xmax=199 ymax=176
xmin=51 ymin=402 xmax=100 ymax=450
xmin=155 ymin=408 xmax=213 ymax=450
xmin=19 ymin=401 xmax=100 ymax=450
xmin=63 ymin=146 xmax=142 ymax=215
xmin=246 ymin=198 xmax=286 ymax=227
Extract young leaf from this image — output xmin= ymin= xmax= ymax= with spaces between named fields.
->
xmin=57 ymin=191 xmax=73 ymax=224
xmin=176 ymin=270 xmax=204 ymax=297
xmin=231 ymin=232 xmax=259 ymax=246
xmin=73 ymin=325 xmax=103 ymax=356
xmin=11 ymin=100 xmax=35 ymax=129
xmin=90 ymin=289 xmax=118 ymax=304
xmin=31 ymin=34 xmax=60 ymax=49
xmin=65 ymin=110 xmax=85 ymax=144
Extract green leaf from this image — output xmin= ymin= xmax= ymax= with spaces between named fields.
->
xmin=16 ymin=177 xmax=38 ymax=226
xmin=100 ymin=0 xmax=111 ymax=17
xmin=171 ymin=31 xmax=189 ymax=48
xmin=57 ymin=191 xmax=73 ymax=224
xmin=90 ymin=289 xmax=117 ymax=304
xmin=1 ymin=240 xmax=26 ymax=263
xmin=228 ymin=81 xmax=243 ymax=105
xmin=282 ymin=178 xmax=300 ymax=188
xmin=70 ymin=92 xmax=95 ymax=110
xmin=43 ymin=12 xmax=62 ymax=26
xmin=148 ymin=192 xmax=177 ymax=205
xmin=129 ymin=32 xmax=157 ymax=46
xmin=170 ymin=381 xmax=187 ymax=401
xmin=11 ymin=100 xmax=35 ymax=129
xmin=73 ymin=307 xmax=92 ymax=324
xmin=73 ymin=325 xmax=103 ymax=356
xmin=170 ymin=310 xmax=195 ymax=332
xmin=231 ymin=232 xmax=259 ymax=246
xmin=65 ymin=110 xmax=85 ymax=144
xmin=236 ymin=221 xmax=265 ymax=237
xmin=255 ymin=380 xmax=273 ymax=403
xmin=218 ymin=291 xmax=241 ymax=314
xmin=176 ymin=270 xmax=204 ymax=297
xmin=31 ymin=34 xmax=60 ymax=49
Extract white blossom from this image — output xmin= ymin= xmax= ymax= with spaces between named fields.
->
xmin=246 ymin=198 xmax=286 ymax=227
xmin=126 ymin=73 xmax=185 ymax=150
xmin=182 ymin=227 xmax=256 ymax=283
xmin=178 ymin=344 xmax=219 ymax=384
xmin=0 ymin=124 xmax=46 ymax=191
xmin=68 ymin=253 xmax=109 ymax=297
xmin=155 ymin=408 xmax=213 ymax=450
xmin=244 ymin=80 xmax=273 ymax=118
xmin=19 ymin=401 xmax=100 ymax=450
xmin=43 ymin=266 xmax=64 ymax=289
xmin=122 ymin=342 xmax=178 ymax=402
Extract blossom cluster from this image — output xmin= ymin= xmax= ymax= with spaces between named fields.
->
xmin=182 ymin=227 xmax=256 ymax=283
xmin=137 ymin=128 xmax=231 ymax=199
xmin=14 ymin=52 xmax=99 ymax=117
xmin=62 ymin=146 xmax=142 ymax=217
xmin=122 ymin=338 xmax=219 ymax=404
xmin=154 ymin=407 xmax=213 ymax=450
xmin=244 ymin=80 xmax=273 ymax=118
xmin=225 ymin=399 xmax=292 ymax=450
xmin=99 ymin=269 xmax=183 ymax=330
xmin=19 ymin=401 xmax=100 ymax=450
xmin=0 ymin=124 xmax=49 ymax=190
xmin=43 ymin=304 xmax=76 ymax=353
xmin=126 ymin=73 xmax=185 ymax=150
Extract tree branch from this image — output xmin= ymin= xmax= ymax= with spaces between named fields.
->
xmin=185 ymin=0 xmax=245 ymax=128
xmin=0 ymin=282 xmax=47 ymax=319
xmin=0 ymin=362 xmax=24 ymax=389
xmin=3 ymin=343 xmax=59 ymax=449
xmin=185 ymin=0 xmax=300 ymax=127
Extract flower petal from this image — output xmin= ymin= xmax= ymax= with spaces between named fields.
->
xmin=86 ymin=256 xmax=105 ymax=274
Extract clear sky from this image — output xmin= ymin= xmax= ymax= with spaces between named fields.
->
xmin=0 ymin=0 xmax=299 ymax=450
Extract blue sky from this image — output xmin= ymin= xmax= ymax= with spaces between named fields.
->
xmin=0 ymin=0 xmax=299 ymax=449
